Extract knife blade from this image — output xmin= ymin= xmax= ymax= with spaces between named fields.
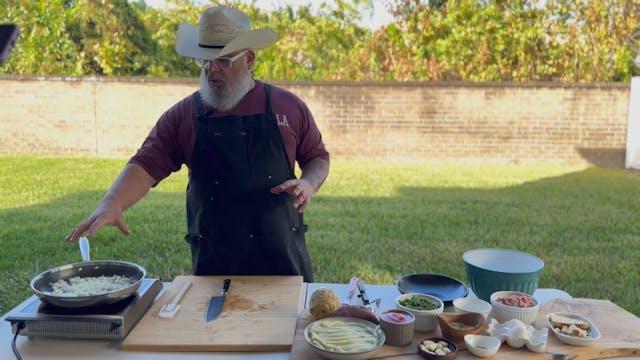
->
xmin=205 ymin=278 xmax=230 ymax=322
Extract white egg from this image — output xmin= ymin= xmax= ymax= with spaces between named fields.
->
xmin=509 ymin=322 xmax=529 ymax=339
xmin=506 ymin=325 xmax=527 ymax=348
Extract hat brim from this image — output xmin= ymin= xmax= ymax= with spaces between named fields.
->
xmin=175 ymin=23 xmax=278 ymax=60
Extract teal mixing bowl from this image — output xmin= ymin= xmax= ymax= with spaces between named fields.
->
xmin=462 ymin=248 xmax=543 ymax=302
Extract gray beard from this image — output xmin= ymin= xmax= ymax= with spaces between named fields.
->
xmin=199 ymin=68 xmax=253 ymax=111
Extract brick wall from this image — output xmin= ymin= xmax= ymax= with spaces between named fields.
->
xmin=0 ymin=76 xmax=631 ymax=167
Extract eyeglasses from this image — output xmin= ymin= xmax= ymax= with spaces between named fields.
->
xmin=202 ymin=50 xmax=249 ymax=71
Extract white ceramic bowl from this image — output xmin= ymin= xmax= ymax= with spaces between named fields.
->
xmin=452 ymin=297 xmax=492 ymax=319
xmin=396 ymin=293 xmax=444 ymax=332
xmin=304 ymin=317 xmax=385 ymax=360
xmin=546 ymin=312 xmax=601 ymax=346
xmin=490 ymin=291 xmax=539 ymax=325
xmin=464 ymin=334 xmax=501 ymax=357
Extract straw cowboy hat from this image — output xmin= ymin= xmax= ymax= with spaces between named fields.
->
xmin=175 ymin=6 xmax=278 ymax=60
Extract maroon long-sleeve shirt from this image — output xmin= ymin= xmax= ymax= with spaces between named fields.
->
xmin=129 ymin=81 xmax=330 ymax=183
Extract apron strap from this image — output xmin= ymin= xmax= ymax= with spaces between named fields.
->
xmin=193 ymin=91 xmax=209 ymax=123
xmin=263 ymin=84 xmax=294 ymax=176
xmin=265 ymin=84 xmax=273 ymax=115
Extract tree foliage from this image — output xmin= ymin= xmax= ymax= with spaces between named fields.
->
xmin=1 ymin=0 xmax=638 ymax=82
xmin=132 ymin=0 xmax=202 ymax=77
xmin=2 ymin=0 xmax=80 ymax=75
xmin=69 ymin=0 xmax=155 ymax=75
xmin=254 ymin=1 xmax=372 ymax=80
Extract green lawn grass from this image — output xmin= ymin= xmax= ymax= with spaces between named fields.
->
xmin=1 ymin=155 xmax=639 ymax=316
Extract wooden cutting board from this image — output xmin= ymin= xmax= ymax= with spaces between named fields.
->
xmin=122 ymin=275 xmax=305 ymax=352
xmin=290 ymin=298 xmax=640 ymax=359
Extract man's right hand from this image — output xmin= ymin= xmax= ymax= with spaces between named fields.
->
xmin=65 ymin=163 xmax=156 ymax=242
xmin=65 ymin=201 xmax=131 ymax=242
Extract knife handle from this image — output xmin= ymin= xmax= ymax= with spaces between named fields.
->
xmin=356 ymin=279 xmax=370 ymax=305
xmin=221 ymin=278 xmax=231 ymax=295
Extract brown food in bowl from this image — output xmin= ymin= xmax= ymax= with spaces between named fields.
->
xmin=496 ymin=293 xmax=536 ymax=308
xmin=490 ymin=291 xmax=540 ymax=324
xmin=549 ymin=313 xmax=589 ymax=330
xmin=549 ymin=314 xmax=591 ymax=338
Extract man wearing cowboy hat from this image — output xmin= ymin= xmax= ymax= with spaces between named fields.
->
xmin=66 ymin=7 xmax=330 ymax=282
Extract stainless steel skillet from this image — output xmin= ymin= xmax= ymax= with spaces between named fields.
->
xmin=30 ymin=260 xmax=146 ymax=308
xmin=30 ymin=237 xmax=146 ymax=308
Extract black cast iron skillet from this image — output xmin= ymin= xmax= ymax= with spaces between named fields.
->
xmin=30 ymin=260 xmax=146 ymax=308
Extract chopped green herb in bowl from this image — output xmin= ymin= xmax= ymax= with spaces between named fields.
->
xmin=399 ymin=296 xmax=439 ymax=311
xmin=396 ymin=293 xmax=444 ymax=332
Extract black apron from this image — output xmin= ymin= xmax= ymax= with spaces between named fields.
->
xmin=184 ymin=85 xmax=313 ymax=282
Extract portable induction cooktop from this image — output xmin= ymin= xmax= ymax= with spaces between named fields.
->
xmin=5 ymin=278 xmax=162 ymax=340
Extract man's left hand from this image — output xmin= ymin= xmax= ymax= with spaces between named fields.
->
xmin=270 ymin=179 xmax=315 ymax=213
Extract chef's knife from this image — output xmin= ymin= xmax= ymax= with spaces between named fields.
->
xmin=205 ymin=278 xmax=230 ymax=322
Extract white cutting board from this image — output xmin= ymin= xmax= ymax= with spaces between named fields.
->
xmin=122 ymin=275 xmax=305 ymax=352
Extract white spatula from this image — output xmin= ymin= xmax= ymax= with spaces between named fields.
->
xmin=159 ymin=281 xmax=192 ymax=318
